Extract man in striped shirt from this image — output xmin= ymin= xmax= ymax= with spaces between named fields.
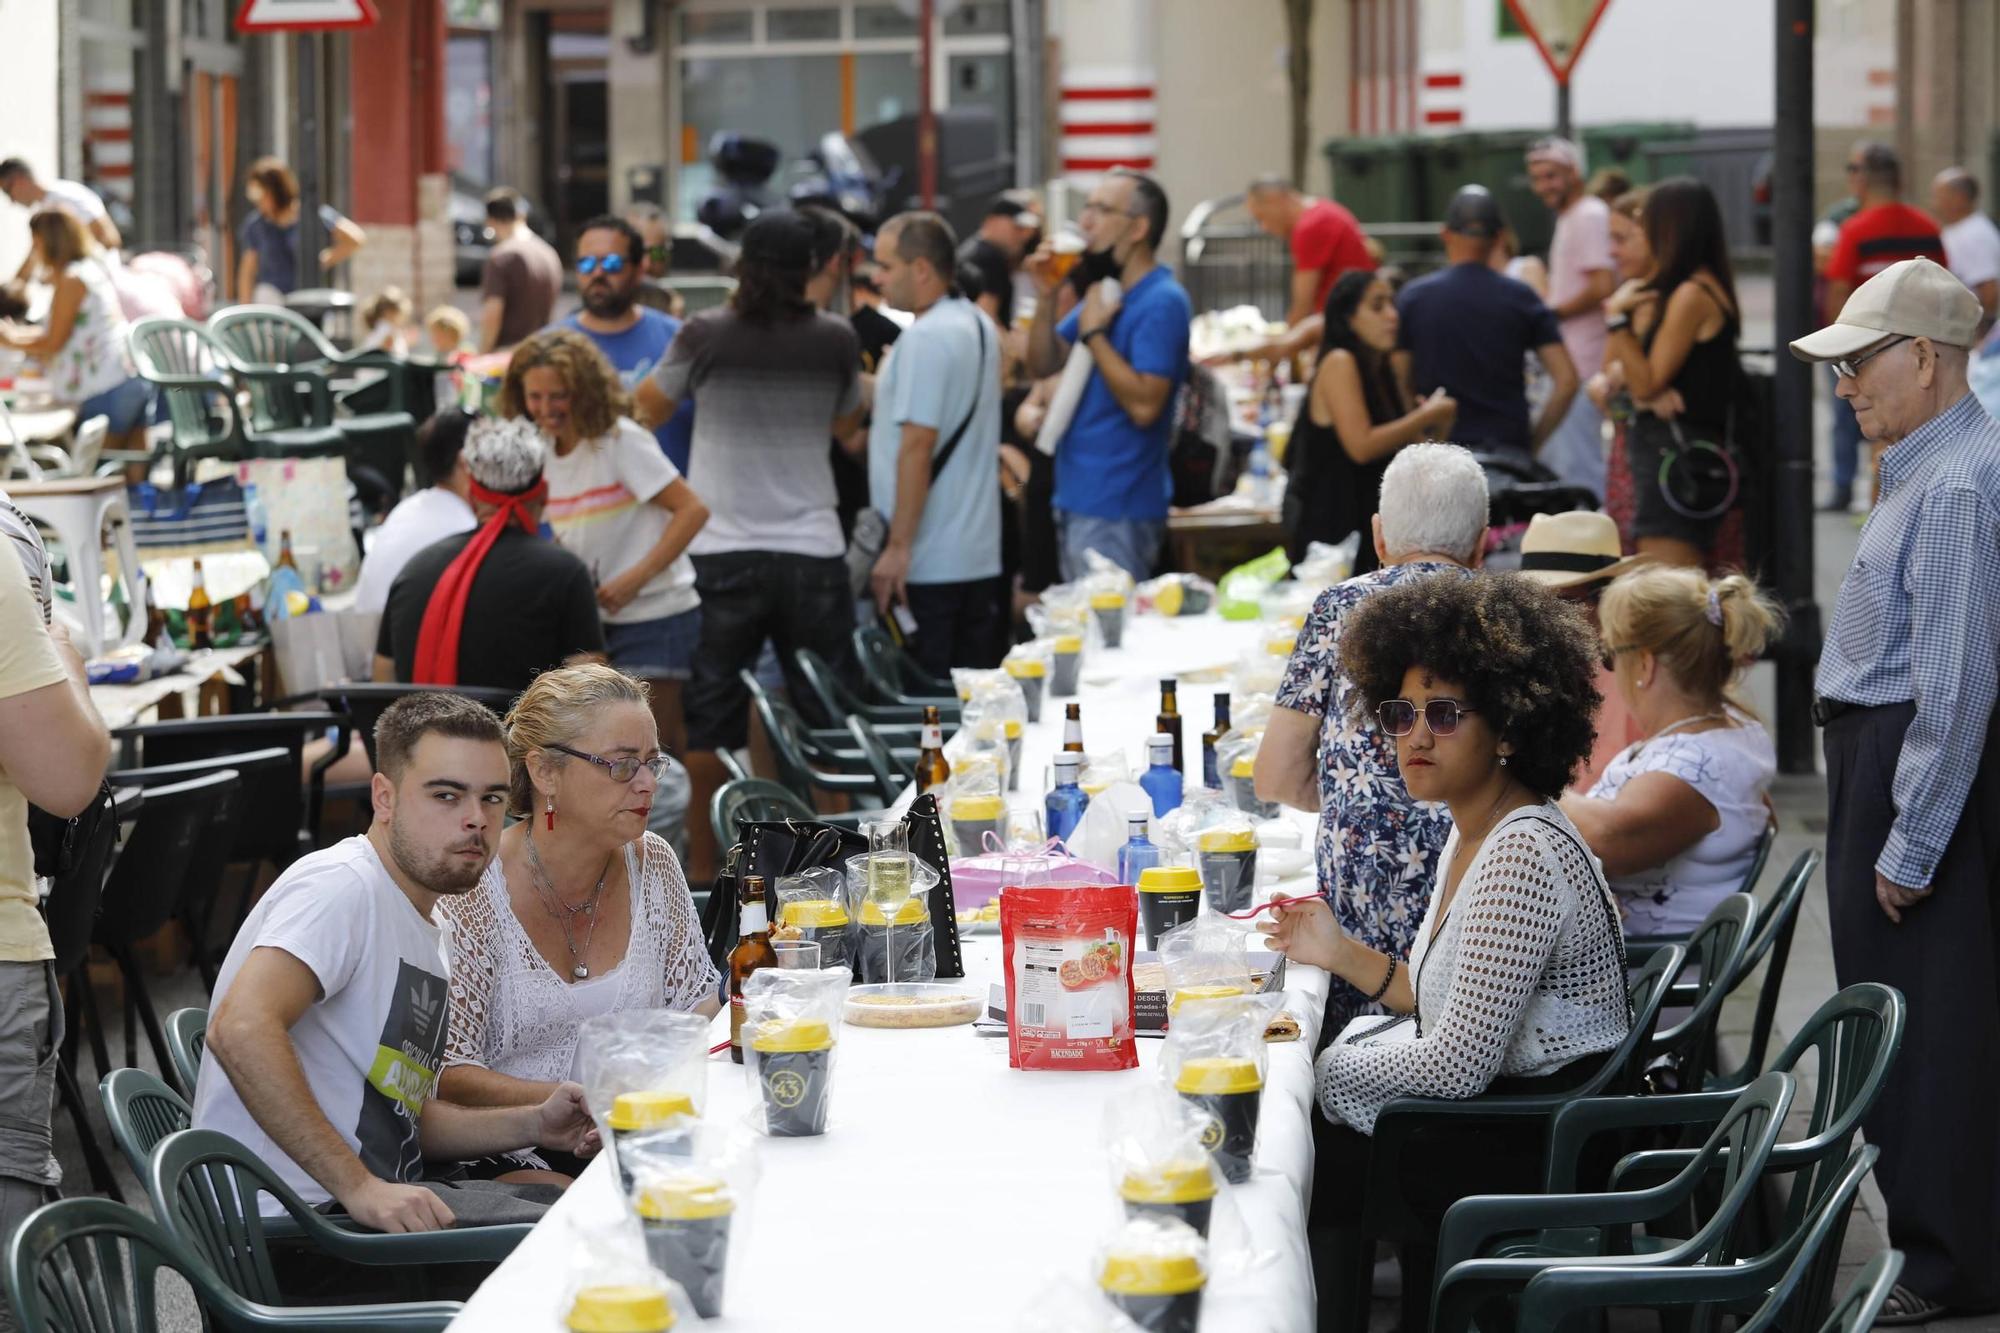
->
xmin=1793 ymin=257 xmax=2000 ymax=1325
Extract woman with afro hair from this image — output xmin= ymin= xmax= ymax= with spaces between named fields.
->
xmin=1261 ymin=572 xmax=1633 ymax=1329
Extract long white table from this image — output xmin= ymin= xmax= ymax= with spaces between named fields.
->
xmin=449 ymin=609 xmax=1327 ymax=1331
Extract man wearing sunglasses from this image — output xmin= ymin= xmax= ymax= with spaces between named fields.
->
xmin=556 ymin=215 xmax=695 ymax=475
xmin=1792 ymin=256 xmax=2000 ymax=1325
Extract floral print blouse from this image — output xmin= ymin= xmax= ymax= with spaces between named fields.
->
xmin=47 ymin=259 xmax=135 ymax=406
xmin=1274 ymin=561 xmax=1468 ymax=1031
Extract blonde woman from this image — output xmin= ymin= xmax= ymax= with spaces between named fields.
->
xmin=1561 ymin=567 xmax=1782 ymax=935
xmin=499 ymin=330 xmax=709 ymax=758
xmin=438 ymin=664 xmax=719 ymax=1177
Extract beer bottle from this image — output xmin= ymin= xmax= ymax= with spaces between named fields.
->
xmin=727 ymin=875 xmax=777 ymax=1065
xmin=915 ymin=705 xmax=951 ymax=793
xmin=1202 ymin=694 xmax=1233 ymax=791
xmin=1156 ymin=678 xmax=1185 ymax=772
xmin=186 ymin=558 xmax=214 ymax=651
xmin=1062 ymin=702 xmax=1084 ymax=753
xmin=277 ymin=528 xmax=299 ymax=572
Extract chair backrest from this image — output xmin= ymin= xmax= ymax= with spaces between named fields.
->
xmin=164 ymin=1007 xmax=208 ymax=1095
xmin=96 ymin=771 xmax=241 ymax=946
xmin=1733 ymin=1146 xmax=1882 ymax=1333
xmin=711 ymin=778 xmax=817 ymax=855
xmin=1808 ymin=1248 xmax=1904 ymax=1333
xmin=5 ymin=1196 xmax=243 ymax=1333
xmin=127 ymin=317 xmax=242 ymax=457
xmin=739 ymin=672 xmax=821 ymax=802
xmin=1646 ymin=892 xmax=1758 ymax=1086
xmin=792 ymin=646 xmax=857 ymax=728
xmin=114 ymin=712 xmax=346 ymax=867
xmin=1721 ymin=848 xmax=1822 ymax=1085
xmin=318 ymin=682 xmax=515 ymax=772
xmin=145 ymin=1128 xmax=344 ymax=1306
xmin=208 ymin=305 xmax=337 ymax=432
xmin=40 ymin=786 xmax=134 ymax=980
xmin=846 ymin=716 xmax=913 ymax=806
xmin=851 ymin=625 xmax=949 ymax=706
xmin=98 ymin=1067 xmax=190 ymax=1183
xmin=1599 ymin=943 xmax=1686 ymax=1096
xmin=1611 ymin=1070 xmax=1796 ymax=1269
xmin=715 ymin=748 xmax=751 ymax=785
xmin=66 ymin=416 xmax=107 ymax=478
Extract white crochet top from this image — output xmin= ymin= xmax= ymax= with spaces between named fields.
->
xmin=1318 ymin=803 xmax=1631 ymax=1134
xmin=441 ymin=832 xmax=720 ymax=1084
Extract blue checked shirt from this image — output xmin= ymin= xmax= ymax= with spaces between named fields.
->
xmin=1816 ymin=393 xmax=2000 ymax=889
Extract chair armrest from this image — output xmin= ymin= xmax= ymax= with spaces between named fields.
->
xmin=1513 ymin=1260 xmax=1782 ymax=1329
xmin=1436 ymin=1184 xmax=1682 ymax=1277
xmin=1434 ymin=1250 xmax=1737 ymax=1333
xmin=259 ymin=1301 xmax=465 ymax=1332
xmin=1544 ymin=1090 xmax=1738 ymax=1191
xmin=233 ymin=364 xmax=334 ymax=422
xmin=313 ymin=1219 xmax=533 ymax=1265
xmin=1364 ymin=1093 xmax=1582 ymax=1241
xmin=1622 ymin=937 xmax=1683 ymax=971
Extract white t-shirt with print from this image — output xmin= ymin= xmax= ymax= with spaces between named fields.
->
xmin=191 ymin=837 xmax=454 ymax=1212
xmin=1586 ymin=718 xmax=1776 ymax=936
xmin=542 ymin=418 xmax=699 ymax=625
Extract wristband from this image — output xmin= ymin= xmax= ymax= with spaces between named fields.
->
xmin=1080 ymin=326 xmax=1109 ymax=345
xmin=1365 ymin=956 xmax=1397 ymax=1004
xmin=1605 ymin=313 xmax=1631 ymax=334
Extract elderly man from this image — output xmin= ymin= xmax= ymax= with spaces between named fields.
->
xmin=1254 ymin=443 xmax=1487 ymax=1039
xmin=1931 ymin=168 xmax=2000 ymax=326
xmin=1793 ymin=257 xmax=2000 ymax=1326
xmin=1527 ymin=137 xmax=1616 ymax=499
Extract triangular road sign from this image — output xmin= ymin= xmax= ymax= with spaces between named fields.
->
xmin=1503 ymin=0 xmax=1614 ymax=85
xmin=235 ymin=0 xmax=379 ymax=33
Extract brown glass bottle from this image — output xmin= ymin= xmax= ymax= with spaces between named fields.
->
xmin=185 ymin=558 xmax=214 ymax=650
xmin=1201 ymin=694 xmax=1232 ymax=790
xmin=1156 ymin=679 xmax=1185 ymax=772
xmin=727 ymin=875 xmax=776 ymax=1065
xmin=276 ymin=528 xmax=299 ymax=572
xmin=1062 ymin=702 xmax=1084 ymax=753
xmin=915 ymin=705 xmax=952 ymax=793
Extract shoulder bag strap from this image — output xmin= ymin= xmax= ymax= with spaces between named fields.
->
xmin=925 ymin=312 xmax=990 ymax=484
xmin=1519 ymin=810 xmax=1632 ymax=1017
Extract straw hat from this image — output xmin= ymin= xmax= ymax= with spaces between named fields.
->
xmin=1515 ymin=512 xmax=1650 ymax=589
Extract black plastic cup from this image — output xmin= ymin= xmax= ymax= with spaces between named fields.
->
xmin=1119 ymin=1161 xmax=1218 ymax=1240
xmin=603 ymin=1090 xmax=696 ymax=1196
xmin=1006 ymin=663 xmax=1046 ymax=722
xmin=1051 ymin=635 xmax=1083 ymax=696
xmin=1091 ymin=595 xmax=1127 ymax=649
xmin=1006 ymin=725 xmax=1023 ymax=791
xmin=751 ymin=1020 xmax=834 ymax=1137
xmin=1196 ymin=832 xmax=1259 ymax=915
xmin=1174 ymin=1057 xmax=1264 ymax=1185
xmin=949 ymin=795 xmax=1007 ymax=858
xmin=635 ymin=1181 xmax=734 ymax=1319
xmin=777 ymin=899 xmax=851 ymax=973
xmin=1101 ymin=1255 xmax=1204 ymax=1333
xmin=857 ymin=899 xmax=933 ymax=984
xmin=1137 ymin=866 xmax=1203 ymax=950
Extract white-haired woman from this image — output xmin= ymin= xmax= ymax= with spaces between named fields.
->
xmin=439 ymin=663 xmax=719 ymax=1180
xmin=374 ymin=415 xmax=607 ymax=692
xmin=1258 ymin=443 xmax=1488 ymax=1037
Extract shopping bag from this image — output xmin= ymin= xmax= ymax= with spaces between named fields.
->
xmin=235 ymin=457 xmax=359 ymax=593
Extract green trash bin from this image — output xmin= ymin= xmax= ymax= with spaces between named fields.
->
xmin=1582 ymin=122 xmax=1697 ymax=189
xmin=1422 ymin=129 xmax=1552 ymax=256
xmin=1324 ymin=134 xmax=1425 ymax=224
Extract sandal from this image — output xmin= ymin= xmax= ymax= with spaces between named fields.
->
xmin=1876 ymin=1284 xmax=1952 ymax=1326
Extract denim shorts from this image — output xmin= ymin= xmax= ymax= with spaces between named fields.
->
xmin=604 ymin=605 xmax=702 ymax=680
xmin=76 ymin=375 xmax=155 ymax=434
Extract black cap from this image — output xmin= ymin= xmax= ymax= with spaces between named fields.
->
xmin=1443 ymin=185 xmax=1504 ymax=240
xmin=739 ymin=209 xmax=817 ymax=270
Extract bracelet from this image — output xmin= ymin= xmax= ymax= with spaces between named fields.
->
xmin=1605 ymin=313 xmax=1631 ymax=334
xmin=1080 ymin=326 xmax=1109 ymax=345
xmin=1365 ymin=956 xmax=1397 ymax=1004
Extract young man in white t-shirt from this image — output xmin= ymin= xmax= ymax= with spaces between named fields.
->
xmin=1932 ymin=167 xmax=2000 ymax=327
xmin=194 ymin=693 xmax=598 ymax=1233
xmin=0 ymin=159 xmax=120 ymax=283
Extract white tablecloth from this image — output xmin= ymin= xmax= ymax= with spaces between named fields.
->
xmin=448 ymin=610 xmax=1327 ymax=1332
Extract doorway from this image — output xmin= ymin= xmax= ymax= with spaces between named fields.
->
xmin=540 ymin=11 xmax=610 ymax=256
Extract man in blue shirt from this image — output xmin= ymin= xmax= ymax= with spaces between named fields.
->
xmin=1393 ymin=186 xmax=1577 ymax=472
xmin=1024 ymin=169 xmax=1191 ymax=581
xmin=560 ymin=214 xmax=695 ymax=473
xmin=866 ymin=211 xmax=1004 ymax=675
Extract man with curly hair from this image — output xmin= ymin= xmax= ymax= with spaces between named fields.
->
xmin=1257 ymin=443 xmax=1488 ymax=1041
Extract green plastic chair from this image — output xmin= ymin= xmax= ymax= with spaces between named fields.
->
xmin=710 ymin=778 xmax=817 ymax=856
xmin=99 ymin=1067 xmax=189 ymax=1183
xmin=716 ymin=748 xmax=751 ymax=785
xmin=1539 ymin=982 xmax=1904 ymax=1325
xmin=147 ymin=1128 xmax=529 ymax=1310
xmin=1429 ymin=1069 xmax=1797 ymax=1332
xmin=1502 ymin=1146 xmax=1887 ymax=1333
xmin=164 ymin=1006 xmax=206 ymax=1095
xmin=846 ymin=717 xmax=916 ymax=806
xmin=742 ymin=673 xmax=903 ymax=808
xmin=127 ymin=317 xmax=245 ymax=484
xmin=1626 ymin=819 xmax=1776 ymax=958
xmin=851 ymin=625 xmax=959 ymax=711
xmin=1318 ymin=944 xmax=1686 ymax=1331
xmin=5 ymin=1196 xmax=464 ymax=1332
xmin=793 ymin=646 xmax=933 ymax=730
xmin=1707 ymin=849 xmax=1822 ymax=1089
xmin=1641 ymin=892 xmax=1759 ymax=1091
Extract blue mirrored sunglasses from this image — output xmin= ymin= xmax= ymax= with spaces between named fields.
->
xmin=576 ymin=254 xmax=628 ymax=276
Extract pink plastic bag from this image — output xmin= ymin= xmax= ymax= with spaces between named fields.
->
xmin=949 ymin=836 xmax=1119 ymax=911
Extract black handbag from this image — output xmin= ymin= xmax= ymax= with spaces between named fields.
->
xmin=702 ymin=794 xmax=964 ymax=978
xmin=29 ymin=780 xmax=117 ymax=880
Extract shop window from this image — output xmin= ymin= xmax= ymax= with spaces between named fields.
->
xmin=768 ymin=7 xmax=842 ymax=42
xmin=681 ymin=10 xmax=755 ymax=45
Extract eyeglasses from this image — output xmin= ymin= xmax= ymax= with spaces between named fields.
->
xmin=1376 ymin=698 xmax=1480 ymax=738
xmin=548 ymin=743 xmax=672 ymax=784
xmin=1831 ymin=335 xmax=1910 ymax=381
xmin=575 ymin=254 xmax=628 ymax=277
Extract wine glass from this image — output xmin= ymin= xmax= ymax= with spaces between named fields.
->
xmin=865 ymin=822 xmax=913 ymax=985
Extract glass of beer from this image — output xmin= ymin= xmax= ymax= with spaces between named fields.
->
xmin=1047 ymin=228 xmax=1087 ymax=284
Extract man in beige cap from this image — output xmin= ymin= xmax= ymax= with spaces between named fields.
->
xmin=1792 ymin=255 xmax=2000 ymax=1324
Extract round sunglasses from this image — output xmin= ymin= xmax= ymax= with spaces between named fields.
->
xmin=1376 ymin=698 xmax=1480 ymax=738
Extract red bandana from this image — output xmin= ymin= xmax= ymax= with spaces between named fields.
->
xmin=411 ymin=477 xmax=549 ymax=685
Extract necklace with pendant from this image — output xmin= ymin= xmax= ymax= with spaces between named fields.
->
xmin=525 ymin=828 xmax=610 ymax=979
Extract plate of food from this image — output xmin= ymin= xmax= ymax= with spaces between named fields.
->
xmin=843 ymin=983 xmax=985 ymax=1029
xmin=954 ymin=900 xmax=1001 ymax=935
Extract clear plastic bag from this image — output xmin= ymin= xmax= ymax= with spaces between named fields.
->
xmin=1103 ymin=1086 xmax=1227 ymax=1241
xmin=1191 ymin=815 xmax=1260 ymax=915
xmin=1159 ymin=993 xmax=1278 ymax=1185
xmin=557 ymin=1209 xmax=691 ymax=1333
xmin=1002 ymin=641 xmax=1055 ymax=721
xmin=1158 ymin=915 xmax=1256 ymax=1005
xmin=1292 ymin=534 xmax=1359 ymax=588
xmin=843 ymin=852 xmax=939 ymax=983
xmin=619 ymin=1120 xmax=761 ymax=1320
xmin=1212 ymin=728 xmax=1278 ymax=820
xmin=575 ymin=1010 xmax=712 ymax=1196
xmin=772 ymin=866 xmax=854 ymax=973
xmin=1095 ymin=1215 xmax=1208 ymax=1333
xmin=740 ymin=966 xmax=851 ymax=1137
xmin=1135 ymin=573 xmax=1215 ymax=618
xmin=1016 ymin=1279 xmax=1147 ymax=1333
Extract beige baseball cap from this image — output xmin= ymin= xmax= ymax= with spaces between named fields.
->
xmin=1790 ymin=256 xmax=1984 ymax=363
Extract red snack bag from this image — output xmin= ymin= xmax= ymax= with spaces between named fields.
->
xmin=1001 ymin=884 xmax=1139 ymax=1071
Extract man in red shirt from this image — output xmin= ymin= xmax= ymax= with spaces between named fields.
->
xmin=1217 ymin=177 xmax=1377 ymax=365
xmin=1825 ymin=143 xmax=1944 ymax=508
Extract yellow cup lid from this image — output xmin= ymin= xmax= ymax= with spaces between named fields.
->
xmin=1004 ymin=657 xmax=1047 ymax=678
xmin=1005 ymin=719 xmax=1023 ymax=738
xmin=750 ymin=1018 xmax=833 ymax=1053
xmin=951 ymin=795 xmax=1007 ymax=820
xmin=1174 ymin=1055 xmax=1263 ymax=1095
xmin=566 ymin=1284 xmax=675 ymax=1332
xmin=1100 ymin=1253 xmax=1205 ymax=1297
xmin=1167 ymin=984 xmax=1248 ymax=1016
xmin=634 ymin=1178 xmax=735 ymax=1221
xmin=860 ymin=898 xmax=929 ymax=927
xmin=1053 ymin=635 xmax=1083 ymax=653
xmin=1199 ymin=829 xmax=1257 ymax=852
xmin=1119 ymin=1159 xmax=1218 ymax=1205
xmin=1090 ymin=592 xmax=1127 ymax=610
xmin=1229 ymin=755 xmax=1256 ymax=777
xmin=1137 ymin=866 xmax=1203 ymax=894
xmin=605 ymin=1090 xmax=695 ymax=1132
xmin=1266 ymin=637 xmax=1295 ymax=655
xmin=779 ymin=898 xmax=850 ymax=929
